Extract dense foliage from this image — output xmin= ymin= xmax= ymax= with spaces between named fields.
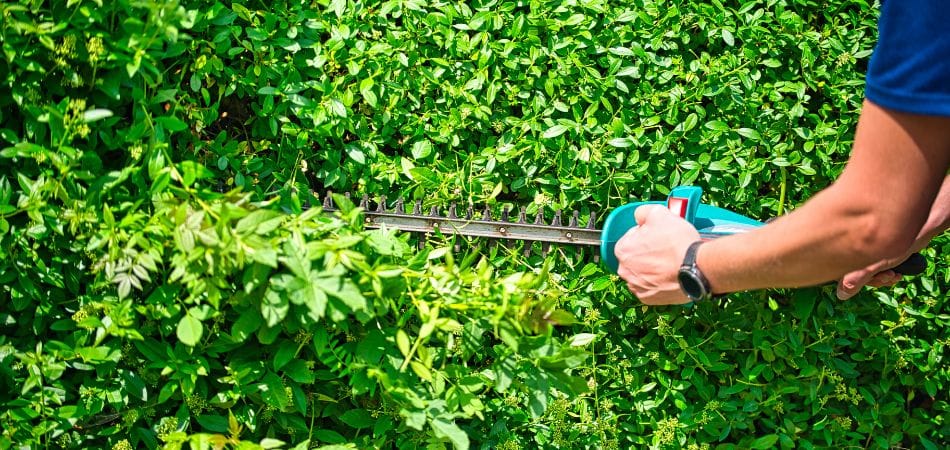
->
xmin=1 ymin=0 xmax=947 ymax=449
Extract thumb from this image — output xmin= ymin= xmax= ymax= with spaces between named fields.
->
xmin=634 ymin=204 xmax=668 ymax=226
xmin=837 ymin=268 xmax=875 ymax=300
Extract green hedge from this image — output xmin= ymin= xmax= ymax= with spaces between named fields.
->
xmin=1 ymin=0 xmax=946 ymax=448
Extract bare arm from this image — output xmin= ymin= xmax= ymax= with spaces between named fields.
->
xmin=912 ymin=174 xmax=950 ymax=250
xmin=836 ymin=173 xmax=950 ymax=299
xmin=700 ymin=100 xmax=950 ymax=293
xmin=614 ymin=100 xmax=950 ymax=305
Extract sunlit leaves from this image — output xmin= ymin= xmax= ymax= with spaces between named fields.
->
xmin=542 ymin=125 xmax=569 ymax=139
xmin=177 ymin=313 xmax=203 ymax=346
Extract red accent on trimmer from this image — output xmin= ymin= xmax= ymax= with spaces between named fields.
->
xmin=667 ymin=197 xmax=688 ymax=218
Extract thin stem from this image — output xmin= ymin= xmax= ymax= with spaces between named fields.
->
xmin=777 ymin=166 xmax=787 ymax=216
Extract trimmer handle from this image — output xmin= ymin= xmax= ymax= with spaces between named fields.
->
xmin=892 ymin=252 xmax=927 ymax=275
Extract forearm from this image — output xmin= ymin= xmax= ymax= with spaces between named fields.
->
xmin=912 ymin=174 xmax=950 ymax=251
xmin=699 ymin=101 xmax=950 ymax=293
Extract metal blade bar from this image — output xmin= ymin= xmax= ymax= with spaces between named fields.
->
xmin=318 ymin=194 xmax=731 ymax=249
xmin=361 ymin=210 xmax=602 ymax=246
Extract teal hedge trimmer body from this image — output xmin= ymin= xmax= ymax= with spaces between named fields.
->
xmin=598 ymin=185 xmax=763 ymax=273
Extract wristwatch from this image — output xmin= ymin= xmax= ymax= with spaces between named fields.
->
xmin=678 ymin=241 xmax=713 ymax=302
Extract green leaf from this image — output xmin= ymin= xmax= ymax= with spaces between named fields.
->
xmin=569 ymin=333 xmax=596 ymax=347
xmin=261 ymin=289 xmax=289 ymax=327
xmin=313 ymin=429 xmax=347 ymax=444
xmin=410 ymin=360 xmax=433 ymax=381
xmin=431 ymin=418 xmax=469 ymax=450
xmin=339 ymin=409 xmax=372 ymax=429
xmin=608 ymin=137 xmax=633 ymax=148
xmin=616 ymin=66 xmax=639 ymax=77
xmin=159 ymin=382 xmax=178 ymax=404
xmin=279 ymin=240 xmax=311 ymax=278
xmin=282 ymin=360 xmax=315 ymax=384
xmin=232 ymin=308 xmax=262 ymax=342
xmin=156 ymin=115 xmax=188 ymax=132
xmin=345 ymin=144 xmax=366 ymax=164
xmin=273 ymin=342 xmax=297 ymax=371
xmin=750 ymin=435 xmax=779 ymax=449
xmin=177 ymin=313 xmax=203 ymax=347
xmin=608 ymin=47 xmax=634 ymax=57
xmin=315 ymin=275 xmax=367 ymax=313
xmin=681 ymin=113 xmax=698 ymax=132
xmin=365 ymin=230 xmax=408 ymax=256
xmin=196 ymin=415 xmax=229 ymax=432
xmin=722 ymin=28 xmax=735 ymax=46
xmin=260 ymin=371 xmax=289 ymax=409
xmin=236 ymin=210 xmax=284 ymax=234
xmin=543 ymin=124 xmax=569 ymax=139
xmin=329 ymin=99 xmax=347 ymax=117
xmin=737 ymin=128 xmax=761 ymax=141
xmin=83 ymin=109 xmax=113 ymax=123
xmin=411 ymin=139 xmax=433 ymax=159
xmin=396 ymin=329 xmax=411 ymax=357
xmin=261 ymin=439 xmax=285 ymax=449
xmin=329 ymin=0 xmax=346 ymax=17
xmin=299 ymin=275 xmax=329 ymax=321
xmin=792 ymin=290 xmax=817 ymax=320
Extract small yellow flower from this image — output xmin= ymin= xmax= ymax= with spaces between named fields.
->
xmin=87 ymin=36 xmax=105 ymax=63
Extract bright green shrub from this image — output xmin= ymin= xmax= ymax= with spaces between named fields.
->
xmin=1 ymin=0 xmax=946 ymax=449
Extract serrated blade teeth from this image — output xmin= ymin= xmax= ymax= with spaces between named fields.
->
xmin=325 ymin=191 xmax=602 ymax=260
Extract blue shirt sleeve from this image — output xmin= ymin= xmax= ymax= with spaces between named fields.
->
xmin=865 ymin=0 xmax=950 ymax=117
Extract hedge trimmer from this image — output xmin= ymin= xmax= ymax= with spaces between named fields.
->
xmin=323 ymin=185 xmax=926 ymax=276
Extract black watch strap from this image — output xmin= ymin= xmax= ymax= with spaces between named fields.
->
xmin=679 ymin=241 xmax=713 ymax=302
xmin=683 ymin=240 xmax=702 ymax=268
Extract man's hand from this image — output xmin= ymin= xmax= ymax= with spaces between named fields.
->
xmin=614 ymin=204 xmax=700 ymax=305
xmin=837 ymin=232 xmax=933 ymax=300
xmin=836 ymin=257 xmax=906 ymax=300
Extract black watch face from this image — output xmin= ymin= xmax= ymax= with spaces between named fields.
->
xmin=678 ymin=270 xmax=706 ymax=299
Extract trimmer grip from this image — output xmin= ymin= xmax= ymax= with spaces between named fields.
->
xmin=892 ymin=253 xmax=927 ymax=276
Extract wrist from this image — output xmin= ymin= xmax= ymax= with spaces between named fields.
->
xmin=694 ymin=239 xmax=724 ymax=295
xmin=678 ymin=241 xmax=714 ymax=302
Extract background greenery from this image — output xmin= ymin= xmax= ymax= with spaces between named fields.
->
xmin=1 ymin=0 xmax=946 ymax=448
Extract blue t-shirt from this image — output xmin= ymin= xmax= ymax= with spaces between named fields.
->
xmin=865 ymin=0 xmax=950 ymax=117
